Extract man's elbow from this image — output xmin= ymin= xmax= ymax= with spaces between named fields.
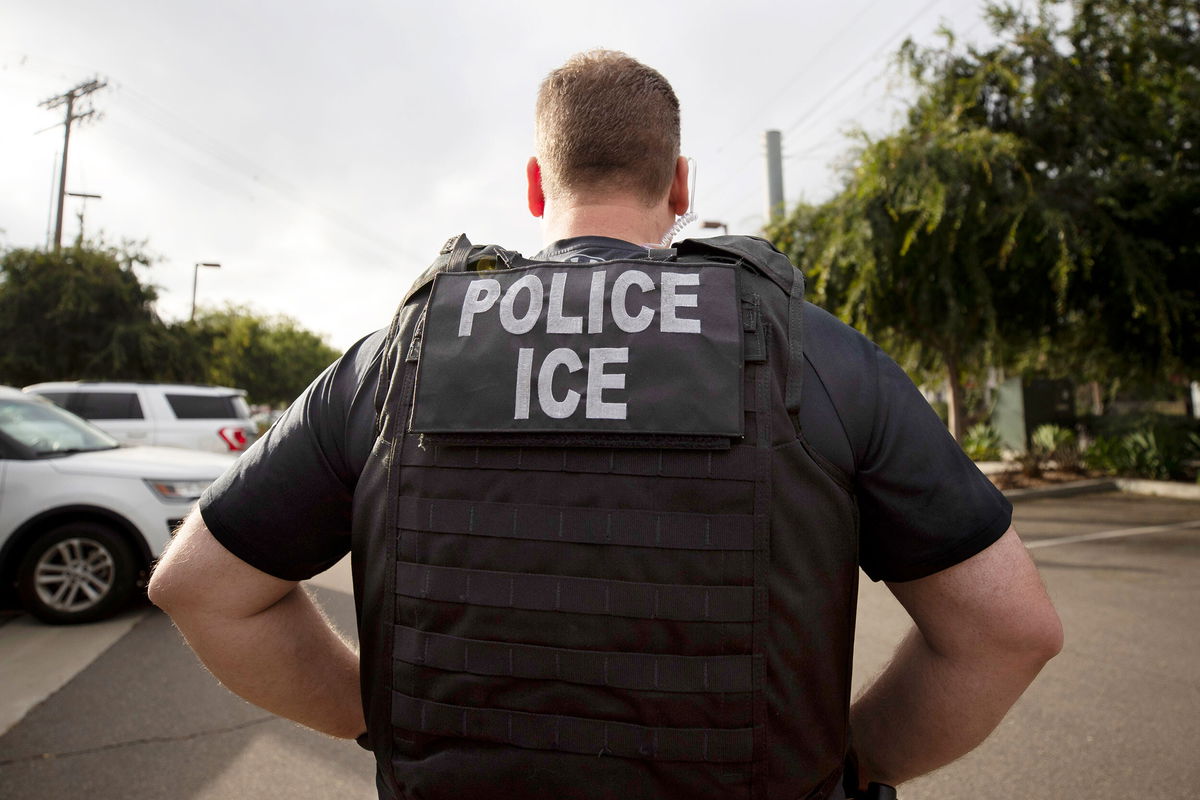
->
xmin=998 ymin=600 xmax=1064 ymax=672
xmin=147 ymin=557 xmax=183 ymax=614
xmin=1030 ymin=604 xmax=1065 ymax=663
xmin=147 ymin=513 xmax=204 ymax=614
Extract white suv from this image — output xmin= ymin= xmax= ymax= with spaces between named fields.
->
xmin=24 ymin=382 xmax=259 ymax=454
xmin=0 ymin=387 xmax=235 ymax=623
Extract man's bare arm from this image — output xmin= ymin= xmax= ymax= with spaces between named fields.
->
xmin=849 ymin=526 xmax=1063 ymax=788
xmin=147 ymin=510 xmax=365 ymax=740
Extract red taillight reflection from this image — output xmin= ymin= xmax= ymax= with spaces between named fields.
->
xmin=218 ymin=427 xmax=249 ymax=451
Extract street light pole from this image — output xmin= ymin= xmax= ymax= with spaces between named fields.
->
xmin=191 ymin=262 xmax=221 ymax=322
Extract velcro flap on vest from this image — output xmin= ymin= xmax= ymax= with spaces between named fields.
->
xmin=410 ymin=262 xmax=743 ymax=437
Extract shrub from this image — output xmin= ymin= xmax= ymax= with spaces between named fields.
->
xmin=1122 ymin=430 xmax=1183 ymax=481
xmin=1032 ymin=424 xmax=1082 ymax=472
xmin=962 ymin=422 xmax=1002 ymax=461
xmin=1082 ymin=427 xmax=1200 ymax=481
xmin=1082 ymin=435 xmax=1124 ymax=475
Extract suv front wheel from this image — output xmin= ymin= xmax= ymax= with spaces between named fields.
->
xmin=16 ymin=522 xmax=138 ymax=624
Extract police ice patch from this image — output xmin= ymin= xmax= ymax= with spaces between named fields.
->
xmin=410 ymin=261 xmax=743 ymax=437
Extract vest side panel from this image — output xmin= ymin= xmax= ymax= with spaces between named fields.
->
xmin=746 ymin=267 xmax=860 ymax=797
xmin=353 ymin=294 xmax=428 ymax=800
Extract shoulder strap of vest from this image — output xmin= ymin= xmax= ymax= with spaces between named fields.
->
xmin=674 ymin=235 xmax=796 ymax=295
xmin=378 ymin=235 xmax=474 ymax=434
xmin=675 ymin=235 xmax=806 ymax=422
xmin=384 ymin=234 xmax=533 ymax=428
xmin=401 ymin=234 xmax=474 ymax=305
xmin=401 ymin=234 xmax=533 ymax=305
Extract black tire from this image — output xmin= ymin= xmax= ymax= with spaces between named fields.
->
xmin=16 ymin=522 xmax=138 ymax=624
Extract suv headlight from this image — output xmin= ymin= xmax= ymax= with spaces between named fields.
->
xmin=146 ymin=479 xmax=212 ymax=502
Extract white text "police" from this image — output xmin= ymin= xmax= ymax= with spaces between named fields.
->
xmin=457 ymin=269 xmax=704 ymax=421
xmin=456 ymin=270 xmax=702 ymax=337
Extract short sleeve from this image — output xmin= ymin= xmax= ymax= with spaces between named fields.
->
xmin=854 ymin=346 xmax=1012 ymax=582
xmin=199 ymin=329 xmax=388 ymax=581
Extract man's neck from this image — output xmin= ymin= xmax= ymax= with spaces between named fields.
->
xmin=541 ymin=201 xmax=674 ymax=248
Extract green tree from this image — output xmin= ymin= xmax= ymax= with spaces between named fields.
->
xmin=191 ymin=305 xmax=340 ymax=406
xmin=0 ymin=243 xmax=341 ymax=405
xmin=926 ymin=0 xmax=1199 ymax=387
xmin=770 ymin=72 xmax=1049 ymax=440
xmin=0 ymin=243 xmax=180 ymax=386
xmin=769 ymin=0 xmax=1199 ymax=437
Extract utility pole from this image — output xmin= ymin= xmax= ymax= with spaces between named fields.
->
xmin=67 ymin=192 xmax=102 ymax=243
xmin=764 ymin=130 xmax=785 ymax=222
xmin=40 ymin=78 xmax=107 ymax=252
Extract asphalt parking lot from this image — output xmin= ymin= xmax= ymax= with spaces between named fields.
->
xmin=1 ymin=489 xmax=1197 ymax=799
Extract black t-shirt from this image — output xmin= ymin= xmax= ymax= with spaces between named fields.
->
xmin=200 ymin=236 xmax=1010 ymax=584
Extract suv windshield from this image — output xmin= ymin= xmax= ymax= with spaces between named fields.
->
xmin=0 ymin=398 xmax=120 ymax=456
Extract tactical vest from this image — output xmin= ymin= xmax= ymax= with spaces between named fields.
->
xmin=351 ymin=235 xmax=859 ymax=800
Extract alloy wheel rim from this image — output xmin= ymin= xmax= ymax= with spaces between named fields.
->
xmin=33 ymin=537 xmax=115 ymax=613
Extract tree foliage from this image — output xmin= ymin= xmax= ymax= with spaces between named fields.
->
xmin=190 ymin=305 xmax=340 ymax=407
xmin=931 ymin=0 xmax=1199 ymax=382
xmin=0 ymin=243 xmax=340 ymax=406
xmin=0 ymin=243 xmax=178 ymax=386
xmin=767 ymin=0 xmax=1199 ymax=438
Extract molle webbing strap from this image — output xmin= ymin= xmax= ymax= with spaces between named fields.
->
xmin=397 ymin=497 xmax=754 ymax=551
xmin=400 ymin=442 xmax=758 ymax=481
xmin=750 ymin=361 xmax=774 ymax=798
xmin=393 ymin=626 xmax=754 ymax=693
xmin=391 ymin=693 xmax=754 ymax=763
xmin=676 ymin=235 xmax=806 ymax=419
xmin=396 ymin=562 xmax=756 ymax=623
xmin=419 ymin=432 xmax=731 ymax=451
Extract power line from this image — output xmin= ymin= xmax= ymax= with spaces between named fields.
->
xmin=711 ymin=0 xmax=994 ymax=223
xmin=781 ymin=0 xmax=944 ymax=138
xmin=709 ymin=0 xmax=879 ymax=157
xmin=705 ymin=0 xmax=947 ymax=204
xmin=8 ymin=51 xmax=429 ymax=267
xmin=109 ymin=82 xmax=426 ymax=267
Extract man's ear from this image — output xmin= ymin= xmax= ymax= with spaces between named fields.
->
xmin=526 ymin=157 xmax=546 ymax=218
xmin=668 ymin=156 xmax=690 ymax=216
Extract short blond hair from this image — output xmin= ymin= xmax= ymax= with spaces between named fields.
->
xmin=535 ymin=50 xmax=680 ymax=206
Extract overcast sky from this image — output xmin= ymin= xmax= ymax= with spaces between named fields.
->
xmin=2 ymin=0 xmax=997 ymax=350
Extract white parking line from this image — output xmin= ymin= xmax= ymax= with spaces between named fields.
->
xmin=1026 ymin=519 xmax=1200 ymax=549
xmin=0 ymin=553 xmax=355 ymax=740
xmin=0 ymin=608 xmax=147 ymax=736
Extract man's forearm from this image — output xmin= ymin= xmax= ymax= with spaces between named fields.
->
xmin=847 ymin=528 xmax=1063 ymax=788
xmin=849 ymin=624 xmax=1053 ymax=787
xmin=149 ymin=514 xmax=365 ymax=741
xmin=166 ymin=584 xmax=365 ymax=739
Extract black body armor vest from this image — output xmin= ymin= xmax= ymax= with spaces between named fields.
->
xmin=351 ymin=235 xmax=859 ymax=800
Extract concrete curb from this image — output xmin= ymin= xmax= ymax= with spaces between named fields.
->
xmin=1002 ymin=479 xmax=1118 ymax=501
xmin=1115 ymin=478 xmax=1200 ymax=501
xmin=999 ymin=477 xmax=1200 ymax=502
